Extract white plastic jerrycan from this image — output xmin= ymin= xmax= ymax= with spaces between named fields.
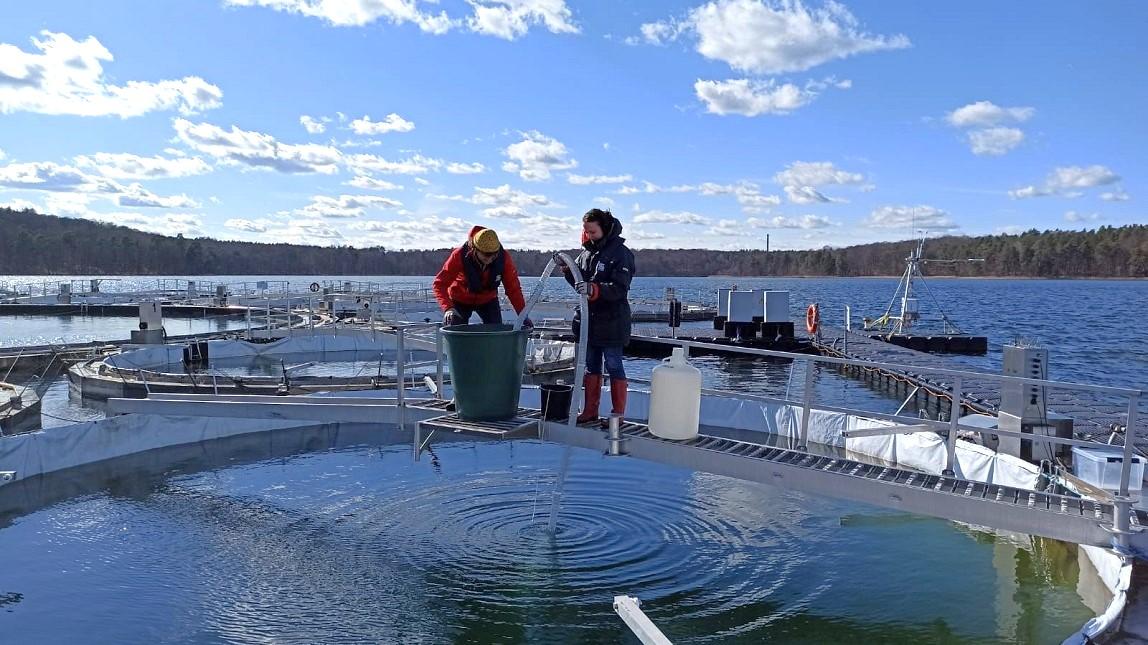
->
xmin=649 ymin=347 xmax=702 ymax=440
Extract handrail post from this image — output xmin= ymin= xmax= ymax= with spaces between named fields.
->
xmin=943 ymin=376 xmax=962 ymax=476
xmin=1119 ymin=391 xmax=1140 ymax=497
xmin=435 ymin=326 xmax=445 ymax=400
xmin=798 ymin=359 xmax=814 ymax=450
xmin=396 ymin=327 xmax=406 ymax=432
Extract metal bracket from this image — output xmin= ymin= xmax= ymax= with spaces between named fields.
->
xmin=0 ymin=471 xmax=16 ymax=482
xmin=606 ymin=414 xmax=628 ymax=456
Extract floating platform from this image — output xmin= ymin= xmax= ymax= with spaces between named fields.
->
xmin=866 ymin=333 xmax=988 ymax=355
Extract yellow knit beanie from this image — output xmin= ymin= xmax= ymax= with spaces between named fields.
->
xmin=472 ymin=228 xmax=501 ymax=254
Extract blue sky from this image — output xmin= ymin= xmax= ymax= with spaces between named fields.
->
xmin=0 ymin=0 xmax=1143 ymax=251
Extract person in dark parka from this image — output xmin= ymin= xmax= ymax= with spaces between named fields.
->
xmin=561 ymin=208 xmax=635 ymax=424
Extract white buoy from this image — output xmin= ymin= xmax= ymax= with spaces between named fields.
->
xmin=648 ymin=347 xmax=701 ymax=440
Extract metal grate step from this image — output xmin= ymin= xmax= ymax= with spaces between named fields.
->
xmin=418 ymin=409 xmax=541 ymax=440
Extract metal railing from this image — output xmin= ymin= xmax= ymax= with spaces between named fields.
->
xmin=624 ymin=334 xmax=1143 ymax=548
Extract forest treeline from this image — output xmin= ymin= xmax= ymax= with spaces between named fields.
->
xmin=2 ymin=207 xmax=1146 ymax=278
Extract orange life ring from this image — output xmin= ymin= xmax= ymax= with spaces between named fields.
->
xmin=805 ymin=303 xmax=820 ymax=334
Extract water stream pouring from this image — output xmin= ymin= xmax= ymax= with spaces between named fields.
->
xmin=512 ymin=252 xmax=587 ymax=536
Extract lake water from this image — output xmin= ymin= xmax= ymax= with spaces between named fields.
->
xmin=2 ymin=274 xmax=1145 ymax=643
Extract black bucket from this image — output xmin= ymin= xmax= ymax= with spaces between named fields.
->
xmin=540 ymin=383 xmax=573 ymax=421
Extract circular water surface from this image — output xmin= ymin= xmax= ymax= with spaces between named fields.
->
xmin=0 ymin=437 xmax=1095 ymax=644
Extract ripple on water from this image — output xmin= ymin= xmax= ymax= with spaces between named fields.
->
xmin=0 ymin=437 xmax=1100 ymax=643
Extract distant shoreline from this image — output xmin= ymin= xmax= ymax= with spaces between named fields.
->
xmin=4 ymin=273 xmax=1146 ymax=281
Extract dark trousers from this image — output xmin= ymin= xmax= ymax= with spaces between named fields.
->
xmin=585 ymin=345 xmax=626 ymax=379
xmin=453 ymin=299 xmax=503 ymax=324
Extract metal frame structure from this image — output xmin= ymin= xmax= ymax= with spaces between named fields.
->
xmin=107 ymin=310 xmax=1146 ymax=553
xmin=865 ymin=233 xmax=984 ymax=335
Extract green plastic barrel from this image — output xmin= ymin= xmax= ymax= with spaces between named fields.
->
xmin=441 ymin=323 xmax=528 ymax=421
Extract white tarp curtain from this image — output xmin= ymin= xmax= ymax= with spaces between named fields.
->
xmin=559 ymin=384 xmax=1043 ymax=491
xmin=0 ymin=414 xmax=306 ymax=483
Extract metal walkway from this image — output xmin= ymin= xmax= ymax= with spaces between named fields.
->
xmin=545 ymin=416 xmax=1148 ymax=551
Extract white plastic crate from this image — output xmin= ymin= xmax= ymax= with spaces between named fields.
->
xmin=1072 ymin=446 xmax=1144 ymax=495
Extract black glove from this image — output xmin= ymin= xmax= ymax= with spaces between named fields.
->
xmin=443 ymin=309 xmax=465 ymax=326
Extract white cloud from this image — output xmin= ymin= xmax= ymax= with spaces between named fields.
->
xmin=708 ymin=219 xmax=743 ymax=236
xmin=0 ymin=198 xmax=38 ymax=211
xmin=414 ymin=177 xmax=431 ymax=186
xmin=946 ymin=101 xmax=1035 ymax=128
xmin=774 ymin=160 xmax=864 ymax=188
xmin=117 ymin=184 xmax=200 ymax=209
xmin=639 ymin=0 xmax=909 ymax=75
xmin=966 ymin=127 xmax=1024 ymax=156
xmin=74 ymin=153 xmax=212 ymax=179
xmin=344 ymin=216 xmax=508 ymax=249
xmin=432 ymin=183 xmax=554 ymax=220
xmin=345 ymin=153 xmax=442 ymax=175
xmin=224 ymin=0 xmax=456 ymax=33
xmin=695 ymin=78 xmax=839 ymax=116
xmin=349 ymin=113 xmax=415 ymax=135
xmin=1010 ymin=165 xmax=1121 ymax=199
xmin=734 ymin=189 xmax=782 ymax=212
xmin=174 ymin=119 xmax=342 ymax=174
xmin=783 ymin=185 xmax=839 ymax=204
xmin=568 ymin=173 xmax=632 ymax=185
xmin=0 ymin=161 xmax=120 ymax=193
xmin=86 ymin=211 xmax=205 ymax=236
xmin=502 ymin=130 xmax=577 ymax=181
xmin=1064 ymin=210 xmax=1101 ymax=223
xmin=43 ymin=192 xmax=96 ymax=215
xmin=866 ymin=205 xmax=957 ymax=230
xmin=0 ymin=31 xmax=222 ymax=117
xmin=0 ymin=148 xmax=5 ymax=161
xmin=1047 ymin=165 xmax=1121 ymax=190
xmin=627 ymin=227 xmax=667 ymax=241
xmin=345 ymin=175 xmax=403 ymax=190
xmin=774 ymin=160 xmax=864 ymax=204
xmin=224 ymin=218 xmax=273 ymax=233
xmin=1101 ymin=189 xmax=1130 ymax=202
xmin=300 ymin=115 xmax=326 ymax=134
xmin=1007 ymin=185 xmax=1050 ymax=199
xmin=633 ymin=210 xmax=711 ymax=226
xmin=446 ymin=161 xmax=487 ymax=174
xmin=616 ymin=181 xmax=662 ymax=195
xmin=468 ymin=0 xmax=579 ymax=40
xmin=287 ymin=194 xmax=404 ymax=218
xmin=946 ymin=102 xmax=1034 ymax=156
xmin=747 ymin=214 xmax=832 ymax=229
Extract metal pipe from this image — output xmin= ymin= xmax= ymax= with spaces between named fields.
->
xmin=944 ymin=376 xmax=962 ymax=476
xmin=607 ymin=414 xmax=626 ymax=456
xmin=798 ymin=359 xmax=814 ymax=450
xmin=895 ymin=386 xmax=921 ymax=416
xmin=435 ymin=327 xmax=445 ymax=400
xmin=396 ymin=327 xmax=405 ymax=432
xmin=1119 ymin=392 xmax=1140 ymax=497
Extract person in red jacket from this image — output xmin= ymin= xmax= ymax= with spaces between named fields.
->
xmin=433 ymin=226 xmax=530 ymax=326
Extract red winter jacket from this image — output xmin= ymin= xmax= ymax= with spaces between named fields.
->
xmin=432 ymin=226 xmax=526 ymax=313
